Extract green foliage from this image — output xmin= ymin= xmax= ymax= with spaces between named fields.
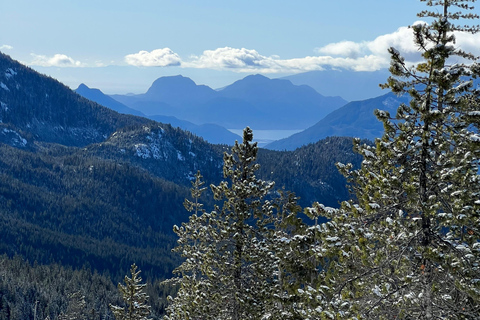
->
xmin=301 ymin=1 xmax=480 ymax=318
xmin=58 ymin=292 xmax=87 ymax=320
xmin=0 ymin=254 xmax=120 ymax=320
xmin=0 ymin=143 xmax=184 ymax=280
xmin=110 ymin=264 xmax=151 ymax=320
xmin=165 ymin=128 xmax=307 ymax=320
xmin=258 ymin=136 xmax=364 ymax=209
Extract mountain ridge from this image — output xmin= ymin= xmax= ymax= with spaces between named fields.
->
xmin=76 ymin=83 xmax=241 ymax=145
xmin=110 ymin=74 xmax=348 ymax=130
xmin=0 ymin=52 xmax=150 ymax=148
xmin=265 ymin=92 xmax=409 ymax=151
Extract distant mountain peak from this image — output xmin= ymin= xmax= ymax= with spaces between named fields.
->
xmin=144 ymin=75 xmax=216 ymax=103
xmin=242 ymin=74 xmax=270 ymax=81
xmin=76 ymin=83 xmax=89 ymax=90
xmin=146 ymin=75 xmax=208 ymax=93
xmin=228 ymin=73 xmax=292 ymax=87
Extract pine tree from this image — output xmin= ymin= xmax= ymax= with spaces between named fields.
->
xmin=58 ymin=292 xmax=87 ymax=320
xmin=165 ymin=127 xmax=304 ymax=320
xmin=301 ymin=1 xmax=480 ymax=319
xmin=110 ymin=264 xmax=151 ymax=320
xmin=163 ymin=171 xmax=214 ymax=320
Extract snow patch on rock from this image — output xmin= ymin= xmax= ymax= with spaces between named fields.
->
xmin=0 ymin=82 xmax=10 ymax=91
xmin=2 ymin=128 xmax=27 ymax=147
xmin=5 ymin=68 xmax=17 ymax=79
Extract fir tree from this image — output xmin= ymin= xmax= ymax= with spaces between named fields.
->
xmin=301 ymin=1 xmax=480 ymax=319
xmin=110 ymin=264 xmax=151 ymax=320
xmin=165 ymin=127 xmax=304 ymax=320
xmin=58 ymin=292 xmax=87 ymax=320
xmin=163 ymin=171 xmax=214 ymax=320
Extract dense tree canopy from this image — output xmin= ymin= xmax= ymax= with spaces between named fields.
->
xmin=300 ymin=0 xmax=480 ymax=318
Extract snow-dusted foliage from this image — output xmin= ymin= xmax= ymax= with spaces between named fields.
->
xmin=110 ymin=264 xmax=151 ymax=320
xmin=300 ymin=1 xmax=480 ymax=319
xmin=58 ymin=292 xmax=87 ymax=320
xmin=164 ymin=127 xmax=306 ymax=320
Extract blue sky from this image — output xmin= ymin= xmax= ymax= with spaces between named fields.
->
xmin=1 ymin=0 xmax=479 ymax=93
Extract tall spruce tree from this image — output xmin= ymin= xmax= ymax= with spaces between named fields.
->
xmin=163 ymin=171 xmax=215 ymax=320
xmin=300 ymin=1 xmax=480 ymax=319
xmin=58 ymin=292 xmax=87 ymax=320
xmin=110 ymin=264 xmax=151 ymax=320
xmin=165 ymin=127 xmax=304 ymax=320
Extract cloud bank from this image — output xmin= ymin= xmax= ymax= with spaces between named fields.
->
xmin=28 ymin=24 xmax=480 ymax=72
xmin=168 ymin=25 xmax=418 ymax=73
xmin=0 ymin=45 xmax=13 ymax=51
xmin=126 ymin=23 xmax=480 ymax=73
xmin=124 ymin=48 xmax=181 ymax=67
xmin=30 ymin=54 xmax=84 ymax=67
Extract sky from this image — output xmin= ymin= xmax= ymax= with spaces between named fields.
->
xmin=1 ymin=0 xmax=479 ymax=94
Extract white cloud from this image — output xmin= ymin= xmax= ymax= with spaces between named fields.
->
xmin=0 ymin=45 xmax=13 ymax=50
xmin=123 ymin=24 xmax=480 ymax=74
xmin=454 ymin=31 xmax=480 ymax=57
xmin=314 ymin=24 xmax=425 ymax=71
xmin=183 ymin=25 xmax=426 ymax=74
xmin=30 ymin=53 xmax=84 ymax=67
xmin=185 ymin=47 xmax=386 ymax=73
xmin=184 ymin=47 xmax=281 ymax=71
xmin=125 ymin=48 xmax=181 ymax=67
xmin=316 ymin=41 xmax=366 ymax=59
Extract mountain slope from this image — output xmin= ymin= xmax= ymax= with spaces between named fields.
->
xmin=0 ymin=52 xmax=149 ymax=148
xmin=75 ymin=83 xmax=241 ymax=145
xmin=148 ymin=114 xmax=241 ymax=145
xmin=144 ymin=75 xmax=217 ymax=106
xmin=0 ymin=142 xmax=184 ymax=279
xmin=217 ymin=74 xmax=347 ymax=129
xmin=75 ymin=83 xmax=146 ymax=117
xmin=265 ymin=92 xmax=409 ymax=151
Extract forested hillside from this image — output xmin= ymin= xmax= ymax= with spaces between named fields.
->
xmin=0 ymin=53 xmax=149 ymax=148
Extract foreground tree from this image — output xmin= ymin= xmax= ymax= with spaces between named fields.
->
xmin=110 ymin=264 xmax=151 ymax=320
xmin=165 ymin=127 xmax=305 ymax=320
xmin=301 ymin=1 xmax=480 ymax=319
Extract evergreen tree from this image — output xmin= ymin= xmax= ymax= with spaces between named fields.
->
xmin=58 ymin=292 xmax=87 ymax=320
xmin=163 ymin=171 xmax=214 ymax=320
xmin=110 ymin=264 xmax=151 ymax=320
xmin=301 ymin=1 xmax=480 ymax=319
xmin=165 ymin=127 xmax=304 ymax=320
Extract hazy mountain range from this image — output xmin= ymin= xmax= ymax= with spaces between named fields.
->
xmin=110 ymin=74 xmax=348 ymax=130
xmin=76 ymin=71 xmax=409 ymax=150
xmin=265 ymin=92 xmax=410 ymax=150
xmin=76 ymin=83 xmax=241 ymax=145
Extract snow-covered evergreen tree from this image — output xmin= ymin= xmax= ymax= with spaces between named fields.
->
xmin=110 ymin=264 xmax=151 ymax=320
xmin=301 ymin=1 xmax=480 ymax=319
xmin=58 ymin=292 xmax=87 ymax=320
xmin=165 ymin=127 xmax=305 ymax=320
xmin=163 ymin=171 xmax=215 ymax=320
